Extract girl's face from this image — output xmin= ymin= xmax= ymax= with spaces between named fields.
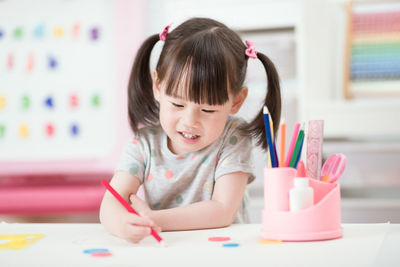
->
xmin=153 ymin=71 xmax=247 ymax=155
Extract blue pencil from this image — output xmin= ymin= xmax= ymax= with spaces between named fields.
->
xmin=273 ymin=140 xmax=279 ymax=167
xmin=268 ymin=116 xmax=279 ymax=167
xmin=263 ymin=105 xmax=277 ymax=168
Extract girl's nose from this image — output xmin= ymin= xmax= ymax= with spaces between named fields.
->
xmin=182 ymin=108 xmax=199 ymax=129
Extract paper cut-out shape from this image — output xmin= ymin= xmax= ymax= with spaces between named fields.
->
xmin=259 ymin=239 xmax=282 ymax=245
xmin=91 ymin=252 xmax=112 ymax=257
xmin=83 ymin=248 xmax=112 ymax=257
xmin=83 ymin=248 xmax=109 ymax=254
xmin=222 ymin=243 xmax=239 ymax=247
xmin=0 ymin=234 xmax=44 ymax=250
xmin=208 ymin=237 xmax=231 ymax=242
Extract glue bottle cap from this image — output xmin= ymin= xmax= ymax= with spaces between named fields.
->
xmin=294 ymin=177 xmax=309 ymax=187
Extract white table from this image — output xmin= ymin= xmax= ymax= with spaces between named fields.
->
xmin=1 ymin=223 xmax=399 ymax=266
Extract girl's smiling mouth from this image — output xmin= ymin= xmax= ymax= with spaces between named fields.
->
xmin=179 ymin=131 xmax=200 ymax=140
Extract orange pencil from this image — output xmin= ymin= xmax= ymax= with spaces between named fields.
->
xmin=279 ymin=118 xmax=286 ymax=167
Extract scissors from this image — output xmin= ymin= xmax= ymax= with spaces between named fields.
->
xmin=320 ymin=153 xmax=346 ymax=183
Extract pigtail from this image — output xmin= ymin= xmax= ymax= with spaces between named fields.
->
xmin=127 ymin=34 xmax=160 ymax=133
xmin=246 ymin=52 xmax=282 ymax=151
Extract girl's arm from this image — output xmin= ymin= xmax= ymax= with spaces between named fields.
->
xmin=99 ymin=171 xmax=160 ymax=243
xmin=138 ymin=171 xmax=249 ymax=231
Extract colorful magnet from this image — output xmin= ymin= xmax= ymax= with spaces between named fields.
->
xmin=33 ymin=24 xmax=45 ymax=39
xmin=45 ymin=123 xmax=55 ymax=137
xmin=21 ymin=95 xmax=30 ymax=109
xmin=44 ymin=96 xmax=54 ymax=109
xmin=27 ymin=52 xmax=34 ymax=72
xmin=70 ymin=123 xmax=79 ymax=136
xmin=54 ymin=27 xmax=64 ymax=37
xmin=19 ymin=124 xmax=29 ymax=138
xmin=0 ymin=125 xmax=5 ymax=138
xmin=92 ymin=94 xmax=100 ymax=107
xmin=7 ymin=54 xmax=13 ymax=70
xmin=0 ymin=95 xmax=5 ymax=110
xmin=90 ymin=27 xmax=100 ymax=40
xmin=48 ymin=56 xmax=58 ymax=69
xmin=70 ymin=94 xmax=78 ymax=108
xmin=72 ymin=23 xmax=80 ymax=39
xmin=14 ymin=27 xmax=23 ymax=39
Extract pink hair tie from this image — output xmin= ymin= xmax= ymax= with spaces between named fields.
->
xmin=159 ymin=24 xmax=171 ymax=41
xmin=245 ymin=40 xmax=258 ymax=59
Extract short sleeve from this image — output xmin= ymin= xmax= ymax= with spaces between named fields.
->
xmin=215 ymin=120 xmax=255 ymax=184
xmin=115 ymin=135 xmax=146 ymax=183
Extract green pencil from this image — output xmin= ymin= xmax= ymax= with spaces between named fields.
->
xmin=289 ymin=124 xmax=305 ymax=168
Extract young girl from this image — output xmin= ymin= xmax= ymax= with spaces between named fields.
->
xmin=100 ymin=17 xmax=281 ymax=243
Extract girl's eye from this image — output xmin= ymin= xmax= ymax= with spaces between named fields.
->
xmin=172 ymin=102 xmax=184 ymax=108
xmin=202 ymin=109 xmax=215 ymax=113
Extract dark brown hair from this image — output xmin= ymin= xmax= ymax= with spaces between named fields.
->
xmin=127 ymin=17 xmax=281 ymax=151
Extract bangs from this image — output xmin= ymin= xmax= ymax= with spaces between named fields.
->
xmin=161 ymin=34 xmax=231 ymax=105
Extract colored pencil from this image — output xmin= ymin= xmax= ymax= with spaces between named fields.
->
xmin=270 ymin=118 xmax=279 ymax=167
xmin=285 ymin=122 xmax=300 ymax=167
xmin=101 ymin=180 xmax=165 ymax=246
xmin=263 ymin=105 xmax=278 ymax=168
xmin=273 ymin=140 xmax=279 ymax=167
xmin=267 ymin=153 xmax=272 ymax=168
xmin=289 ymin=124 xmax=305 ymax=168
xmin=265 ymin=105 xmax=279 ymax=167
xmin=268 ymin=123 xmax=279 ymax=167
xmin=294 ymin=132 xmax=305 ymax=168
xmin=279 ymin=118 xmax=286 ymax=167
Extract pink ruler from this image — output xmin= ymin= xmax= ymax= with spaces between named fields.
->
xmin=306 ymin=120 xmax=324 ymax=180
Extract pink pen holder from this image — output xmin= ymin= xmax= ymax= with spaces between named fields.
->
xmin=261 ymin=167 xmax=343 ymax=241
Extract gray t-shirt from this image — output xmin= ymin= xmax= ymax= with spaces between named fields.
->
xmin=116 ymin=116 xmax=255 ymax=223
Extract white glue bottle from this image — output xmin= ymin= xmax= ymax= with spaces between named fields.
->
xmin=289 ymin=178 xmax=314 ymax=212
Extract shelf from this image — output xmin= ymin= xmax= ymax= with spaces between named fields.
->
xmin=0 ymin=181 xmax=105 ymax=215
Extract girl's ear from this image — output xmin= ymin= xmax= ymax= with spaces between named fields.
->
xmin=230 ymin=86 xmax=248 ymax=114
xmin=152 ymin=70 xmax=161 ymax=102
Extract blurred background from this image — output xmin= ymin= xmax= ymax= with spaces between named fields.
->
xmin=0 ymin=0 xmax=399 ymax=224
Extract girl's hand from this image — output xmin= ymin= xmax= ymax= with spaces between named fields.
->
xmin=119 ymin=211 xmax=161 ymax=243
xmin=130 ymin=194 xmax=153 ymax=217
xmin=113 ymin=194 xmax=160 ymax=244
